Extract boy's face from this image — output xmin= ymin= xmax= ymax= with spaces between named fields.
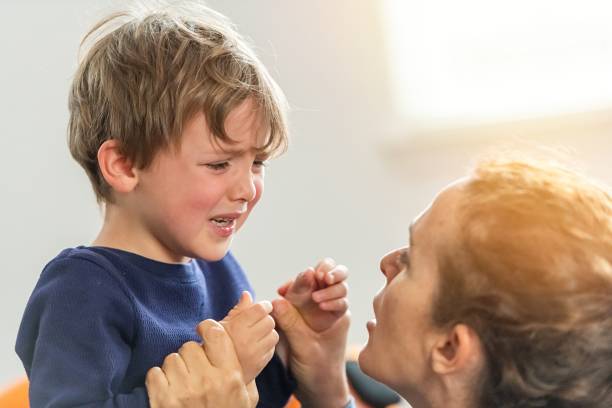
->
xmin=131 ymin=98 xmax=268 ymax=263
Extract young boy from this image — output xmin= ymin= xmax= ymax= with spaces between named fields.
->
xmin=15 ymin=2 xmax=351 ymax=407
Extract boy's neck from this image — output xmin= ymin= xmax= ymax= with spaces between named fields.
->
xmin=93 ymin=203 xmax=191 ymax=264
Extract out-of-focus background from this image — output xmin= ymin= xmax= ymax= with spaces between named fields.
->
xmin=1 ymin=0 xmax=611 ymax=385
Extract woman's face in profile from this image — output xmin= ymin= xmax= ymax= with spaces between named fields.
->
xmin=359 ymin=183 xmax=463 ymax=403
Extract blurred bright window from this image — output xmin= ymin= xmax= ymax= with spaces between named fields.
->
xmin=382 ymin=0 xmax=612 ymax=128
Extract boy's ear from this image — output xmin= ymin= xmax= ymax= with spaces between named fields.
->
xmin=430 ymin=323 xmax=484 ymax=376
xmin=97 ymin=139 xmax=139 ymax=194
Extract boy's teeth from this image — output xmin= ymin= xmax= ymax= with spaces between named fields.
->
xmin=212 ymin=218 xmax=231 ymax=226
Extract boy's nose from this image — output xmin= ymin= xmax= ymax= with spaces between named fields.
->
xmin=231 ymin=169 xmax=257 ymax=202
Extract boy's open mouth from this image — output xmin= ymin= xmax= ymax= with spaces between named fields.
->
xmin=211 ymin=217 xmax=235 ymax=227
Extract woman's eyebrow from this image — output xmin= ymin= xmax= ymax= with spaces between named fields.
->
xmin=398 ymin=221 xmax=416 ymax=268
xmin=409 ymin=220 xmax=416 ymax=248
xmin=399 ymin=248 xmax=411 ymax=268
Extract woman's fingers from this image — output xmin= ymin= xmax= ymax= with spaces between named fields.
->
xmin=200 ymin=319 xmax=242 ymax=371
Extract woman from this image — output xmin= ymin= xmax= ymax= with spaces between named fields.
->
xmin=359 ymin=158 xmax=612 ymax=408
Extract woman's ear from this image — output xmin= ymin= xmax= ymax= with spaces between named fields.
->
xmin=97 ymin=139 xmax=139 ymax=194
xmin=431 ymin=323 xmax=484 ymax=376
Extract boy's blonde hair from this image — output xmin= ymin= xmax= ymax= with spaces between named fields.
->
xmin=435 ymin=158 xmax=612 ymax=407
xmin=68 ymin=1 xmax=288 ymax=203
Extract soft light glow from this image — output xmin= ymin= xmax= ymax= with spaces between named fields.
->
xmin=382 ymin=0 xmax=612 ymax=128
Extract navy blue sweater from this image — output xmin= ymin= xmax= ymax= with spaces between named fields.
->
xmin=16 ymin=247 xmax=294 ymax=407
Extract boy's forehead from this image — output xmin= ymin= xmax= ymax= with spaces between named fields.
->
xmin=207 ymin=131 xmax=272 ymax=156
xmin=225 ymin=98 xmax=267 ymax=131
xmin=179 ymin=109 xmax=271 ymax=153
xmin=215 ymin=99 xmax=270 ymax=145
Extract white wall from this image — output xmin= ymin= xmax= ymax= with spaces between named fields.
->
xmin=2 ymin=0 xmax=611 ymax=385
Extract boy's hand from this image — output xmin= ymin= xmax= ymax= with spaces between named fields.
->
xmin=220 ymin=291 xmax=279 ymax=384
xmin=272 ymin=258 xmax=351 ymax=408
xmin=145 ymin=320 xmax=256 ymax=408
xmin=278 ymin=258 xmax=349 ymax=332
xmin=272 ymin=298 xmax=351 ymax=408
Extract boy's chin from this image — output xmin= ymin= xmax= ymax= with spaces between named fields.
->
xmin=197 ymin=250 xmax=228 ymax=262
xmin=194 ymin=241 xmax=232 ymax=261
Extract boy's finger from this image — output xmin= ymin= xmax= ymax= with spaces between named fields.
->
xmin=282 ymin=269 xmax=316 ymax=309
xmin=314 ymin=257 xmax=336 ymax=281
xmin=290 ymin=268 xmax=316 ymax=294
xmin=312 ymin=281 xmax=348 ymax=303
xmin=237 ymin=291 xmax=253 ymax=308
xmin=260 ymin=347 xmax=276 ymax=369
xmin=323 ymin=264 xmax=348 ymax=286
xmin=232 ymin=291 xmax=254 ymax=313
xmin=248 ymin=328 xmax=280 ymax=368
xmin=259 ymin=329 xmax=280 ymax=352
xmin=200 ymin=319 xmax=242 ymax=371
xmin=276 ymin=279 xmax=294 ymax=296
xmin=224 ymin=291 xmax=254 ymax=320
xmin=231 ymin=300 xmax=273 ymax=326
xmin=249 ymin=314 xmax=276 ymax=342
xmin=318 ymin=297 xmax=349 ymax=313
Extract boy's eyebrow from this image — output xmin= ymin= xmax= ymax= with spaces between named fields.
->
xmin=216 ymin=146 xmax=270 ymax=156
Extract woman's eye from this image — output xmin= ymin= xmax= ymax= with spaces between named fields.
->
xmin=206 ymin=162 xmax=230 ymax=170
xmin=253 ymin=160 xmax=267 ymax=168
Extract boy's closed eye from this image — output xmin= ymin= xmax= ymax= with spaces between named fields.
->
xmin=200 ymin=158 xmax=267 ymax=172
xmin=253 ymin=159 xmax=267 ymax=168
xmin=204 ymin=161 xmax=230 ymax=171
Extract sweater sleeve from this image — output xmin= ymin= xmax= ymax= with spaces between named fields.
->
xmin=16 ymin=256 xmax=149 ymax=408
xmin=255 ymin=353 xmax=296 ymax=408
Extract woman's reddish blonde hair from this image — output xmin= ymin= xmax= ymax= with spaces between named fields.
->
xmin=434 ymin=158 xmax=612 ymax=407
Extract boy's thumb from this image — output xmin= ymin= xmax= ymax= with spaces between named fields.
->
xmin=223 ymin=291 xmax=253 ymax=322
xmin=232 ymin=291 xmax=253 ymax=313
xmin=236 ymin=291 xmax=253 ymax=309
xmin=271 ymin=298 xmax=307 ymax=340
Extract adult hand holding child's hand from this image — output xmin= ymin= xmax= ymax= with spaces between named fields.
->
xmin=145 ymin=320 xmax=256 ymax=408
xmin=273 ymin=258 xmax=351 ymax=408
xmin=277 ymin=257 xmax=349 ymax=332
xmin=220 ymin=291 xmax=279 ymax=384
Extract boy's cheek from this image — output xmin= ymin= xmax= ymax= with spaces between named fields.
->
xmin=237 ymin=181 xmax=263 ymax=231
xmin=248 ymin=180 xmax=264 ymax=210
xmin=255 ymin=177 xmax=264 ymax=199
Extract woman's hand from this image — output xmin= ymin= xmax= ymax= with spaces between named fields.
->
xmin=145 ymin=320 xmax=258 ymax=408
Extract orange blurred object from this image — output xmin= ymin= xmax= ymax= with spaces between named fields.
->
xmin=284 ymin=394 xmax=301 ymax=408
xmin=0 ymin=377 xmax=29 ymax=408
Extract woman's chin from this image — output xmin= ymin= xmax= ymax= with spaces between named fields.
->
xmin=357 ymin=342 xmax=376 ymax=378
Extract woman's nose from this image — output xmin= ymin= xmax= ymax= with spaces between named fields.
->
xmin=379 ymin=248 xmax=403 ymax=282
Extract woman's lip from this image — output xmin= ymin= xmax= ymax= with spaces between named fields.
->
xmin=366 ymin=319 xmax=377 ymax=333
